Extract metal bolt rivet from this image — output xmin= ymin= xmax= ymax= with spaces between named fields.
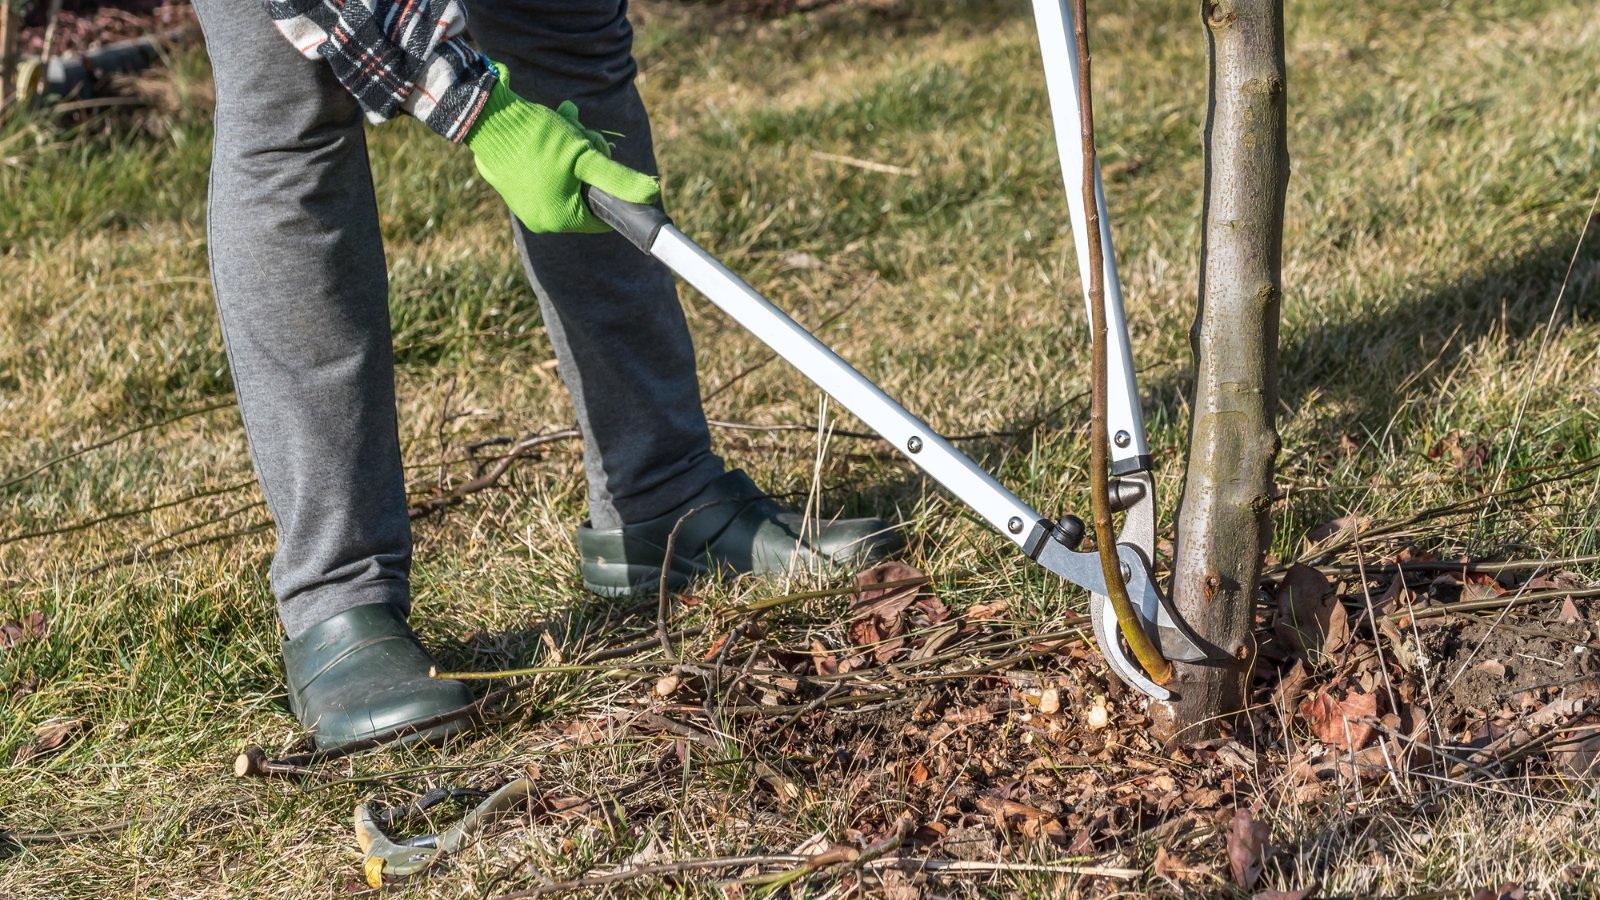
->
xmin=906 ymin=436 xmax=923 ymax=453
xmin=1007 ymin=516 xmax=1024 ymax=534
xmin=1120 ymin=563 xmax=1133 ymax=581
xmin=1114 ymin=430 xmax=1132 ymax=448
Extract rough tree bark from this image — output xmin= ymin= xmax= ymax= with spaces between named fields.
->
xmin=1149 ymin=0 xmax=1288 ymax=743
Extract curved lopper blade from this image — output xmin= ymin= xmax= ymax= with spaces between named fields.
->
xmin=1034 ymin=472 xmax=1208 ymax=700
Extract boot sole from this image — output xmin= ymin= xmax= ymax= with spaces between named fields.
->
xmin=581 ymin=558 xmax=702 ymax=599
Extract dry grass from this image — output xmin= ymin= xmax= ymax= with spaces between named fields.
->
xmin=3 ymin=0 xmax=1600 ymax=896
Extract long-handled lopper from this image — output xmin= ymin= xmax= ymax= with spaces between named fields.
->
xmin=585 ymin=0 xmax=1212 ymax=700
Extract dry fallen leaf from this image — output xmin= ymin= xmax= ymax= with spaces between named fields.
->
xmin=944 ymin=704 xmax=995 ymax=728
xmin=1370 ymin=575 xmax=1408 ymax=617
xmin=965 ymin=598 xmax=1009 ymax=621
xmin=941 ymin=824 xmax=996 ymax=861
xmin=1430 ymin=431 xmax=1489 ymax=472
xmin=701 ymin=632 xmax=731 ymax=662
xmin=1470 ymin=884 xmax=1526 ymax=900
xmin=1153 ymin=845 xmax=1206 ymax=883
xmin=1475 ymin=659 xmax=1509 ymax=680
xmin=912 ymin=593 xmax=950 ymax=626
xmin=1228 ymin=806 xmax=1270 ymax=889
xmin=539 ymin=629 xmax=565 ymax=665
xmin=1273 ymin=564 xmax=1347 ymax=660
xmin=1558 ymin=596 xmax=1584 ymax=624
xmin=1551 ymin=725 xmax=1600 ymax=778
xmin=908 ymin=622 xmax=960 ymax=661
xmin=1526 ymin=697 xmax=1586 ymax=728
xmin=875 ymin=867 xmax=921 ymax=900
xmin=1273 ymin=660 xmax=1311 ymax=709
xmin=975 ymin=794 xmax=1069 ymax=846
xmin=540 ymin=794 xmax=602 ymax=824
xmin=562 ymin=716 xmax=615 ymax=745
xmin=849 ymin=562 xmax=930 ymax=663
xmin=851 ymin=562 xmax=927 ymax=615
xmin=810 ymin=638 xmax=842 ymax=676
xmin=1298 ymin=688 xmax=1379 ymax=751
xmin=0 ymin=611 xmax=48 ymax=651
xmin=14 ymin=717 xmax=84 ymax=764
xmin=1302 ymin=515 xmax=1369 ymax=549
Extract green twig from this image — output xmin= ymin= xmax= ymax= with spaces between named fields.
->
xmin=1072 ymin=0 xmax=1170 ymax=684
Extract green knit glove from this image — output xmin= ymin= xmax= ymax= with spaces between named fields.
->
xmin=464 ymin=62 xmax=661 ymax=234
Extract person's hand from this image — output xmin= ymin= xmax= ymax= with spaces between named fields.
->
xmin=464 ymin=62 xmax=661 ymax=234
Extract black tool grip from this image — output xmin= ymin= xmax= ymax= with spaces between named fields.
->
xmin=583 ymin=186 xmax=672 ymax=253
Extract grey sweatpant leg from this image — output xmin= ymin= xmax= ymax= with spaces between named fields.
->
xmin=466 ymin=0 xmax=725 ymax=531
xmin=196 ymin=0 xmax=722 ymax=639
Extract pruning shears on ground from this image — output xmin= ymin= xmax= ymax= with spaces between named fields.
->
xmin=355 ymin=779 xmax=534 ymax=887
xmin=585 ymin=0 xmax=1214 ymax=700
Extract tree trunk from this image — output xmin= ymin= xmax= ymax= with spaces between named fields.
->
xmin=1149 ymin=0 xmax=1287 ymax=743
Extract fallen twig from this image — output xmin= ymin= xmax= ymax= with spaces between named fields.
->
xmin=77 ymin=516 xmax=271 ymax=578
xmin=1302 ymin=552 xmax=1600 ymax=579
xmin=741 ymin=815 xmax=913 ymax=894
xmin=1447 ymin=698 xmax=1600 ymax=779
xmin=231 ymin=747 xmax=343 ymax=780
xmin=809 ymin=150 xmax=920 ymax=176
xmin=1386 ymin=586 xmax=1600 ymax=623
xmin=641 ymin=712 xmax=799 ymax=801
xmin=739 ymin=575 xmax=929 ymax=613
xmin=489 ymin=842 xmax=1136 ymax=899
xmin=708 ymin=419 xmax=1032 ymax=445
xmin=1 ymin=818 xmax=141 ymax=847
xmin=579 ymin=624 xmax=709 ymax=665
xmin=493 ymin=854 xmax=808 ymax=898
xmin=645 ymin=490 xmax=824 ymax=657
xmin=669 ymin=689 xmax=903 ymax=718
xmin=0 ymin=478 xmax=258 ymax=546
xmin=0 ymin=400 xmax=235 ymax=493
xmin=430 ymin=662 xmax=655 ymax=681
xmin=1284 ymin=455 xmax=1600 ymax=568
xmin=866 ymin=857 xmax=1141 ymax=879
xmin=0 ymin=799 xmax=256 ymax=850
xmin=409 ymin=428 xmax=581 ymax=519
xmin=435 ymin=577 xmax=931 ymax=684
xmin=51 ymin=96 xmax=149 ymax=113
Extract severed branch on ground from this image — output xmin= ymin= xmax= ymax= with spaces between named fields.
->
xmin=0 ymin=400 xmax=235 ymax=494
xmin=409 ymin=427 xmax=582 ymax=520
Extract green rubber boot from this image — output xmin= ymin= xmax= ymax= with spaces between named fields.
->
xmin=282 ymin=604 xmax=474 ymax=750
xmin=577 ymin=469 xmax=904 ymax=597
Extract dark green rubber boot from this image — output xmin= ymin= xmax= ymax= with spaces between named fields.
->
xmin=282 ymin=603 xmax=475 ymax=750
xmin=577 ymin=469 xmax=904 ymax=598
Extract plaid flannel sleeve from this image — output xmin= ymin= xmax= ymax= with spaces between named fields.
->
xmin=260 ymin=0 xmax=497 ymax=143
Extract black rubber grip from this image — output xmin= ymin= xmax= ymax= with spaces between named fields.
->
xmin=1110 ymin=454 xmax=1153 ymax=477
xmin=583 ymin=186 xmax=672 ymax=253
